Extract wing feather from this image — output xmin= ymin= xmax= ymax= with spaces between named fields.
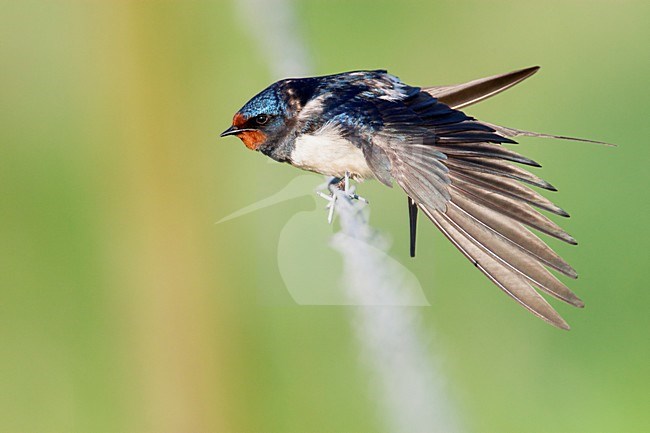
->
xmin=424 ymin=66 xmax=540 ymax=110
xmin=354 ymin=68 xmax=591 ymax=328
xmin=444 ymin=157 xmax=557 ymax=191
xmin=449 ymin=173 xmax=576 ymax=245
xmin=419 ymin=204 xmax=570 ymax=330
xmin=444 ymin=201 xmax=581 ymax=309
xmin=449 ymin=169 xmax=571 ymax=219
xmin=448 ymin=192 xmax=578 ymax=280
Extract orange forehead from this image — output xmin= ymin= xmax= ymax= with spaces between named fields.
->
xmin=232 ymin=112 xmax=246 ymax=128
xmin=238 ymin=130 xmax=267 ymax=150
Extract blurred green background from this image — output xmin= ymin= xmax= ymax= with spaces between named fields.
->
xmin=1 ymin=0 xmax=649 ymax=432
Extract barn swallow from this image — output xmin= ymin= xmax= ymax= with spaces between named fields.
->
xmin=221 ymin=66 xmax=609 ymax=329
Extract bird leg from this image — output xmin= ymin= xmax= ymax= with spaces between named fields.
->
xmin=316 ymin=172 xmax=368 ymax=224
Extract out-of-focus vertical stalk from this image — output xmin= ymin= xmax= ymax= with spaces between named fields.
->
xmin=91 ymin=3 xmax=236 ymax=432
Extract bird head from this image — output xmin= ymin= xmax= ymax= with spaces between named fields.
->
xmin=220 ymin=83 xmax=290 ymax=151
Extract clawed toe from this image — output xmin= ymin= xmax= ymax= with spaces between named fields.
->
xmin=316 ymin=171 xmax=368 ymax=224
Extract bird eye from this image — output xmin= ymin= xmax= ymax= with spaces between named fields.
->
xmin=254 ymin=114 xmax=270 ymax=125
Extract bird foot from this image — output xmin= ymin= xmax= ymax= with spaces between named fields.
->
xmin=316 ymin=172 xmax=368 ymax=224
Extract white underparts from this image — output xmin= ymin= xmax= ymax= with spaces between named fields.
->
xmin=290 ymin=123 xmax=374 ymax=179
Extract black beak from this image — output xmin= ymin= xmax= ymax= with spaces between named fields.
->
xmin=220 ymin=125 xmax=239 ymax=137
xmin=220 ymin=126 xmax=257 ymax=138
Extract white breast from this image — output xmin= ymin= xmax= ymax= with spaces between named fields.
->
xmin=290 ymin=123 xmax=374 ymax=179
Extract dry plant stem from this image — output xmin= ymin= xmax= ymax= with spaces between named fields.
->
xmin=331 ymin=191 xmax=462 ymax=433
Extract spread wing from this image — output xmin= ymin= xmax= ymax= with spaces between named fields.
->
xmin=361 ymin=75 xmax=584 ymax=330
